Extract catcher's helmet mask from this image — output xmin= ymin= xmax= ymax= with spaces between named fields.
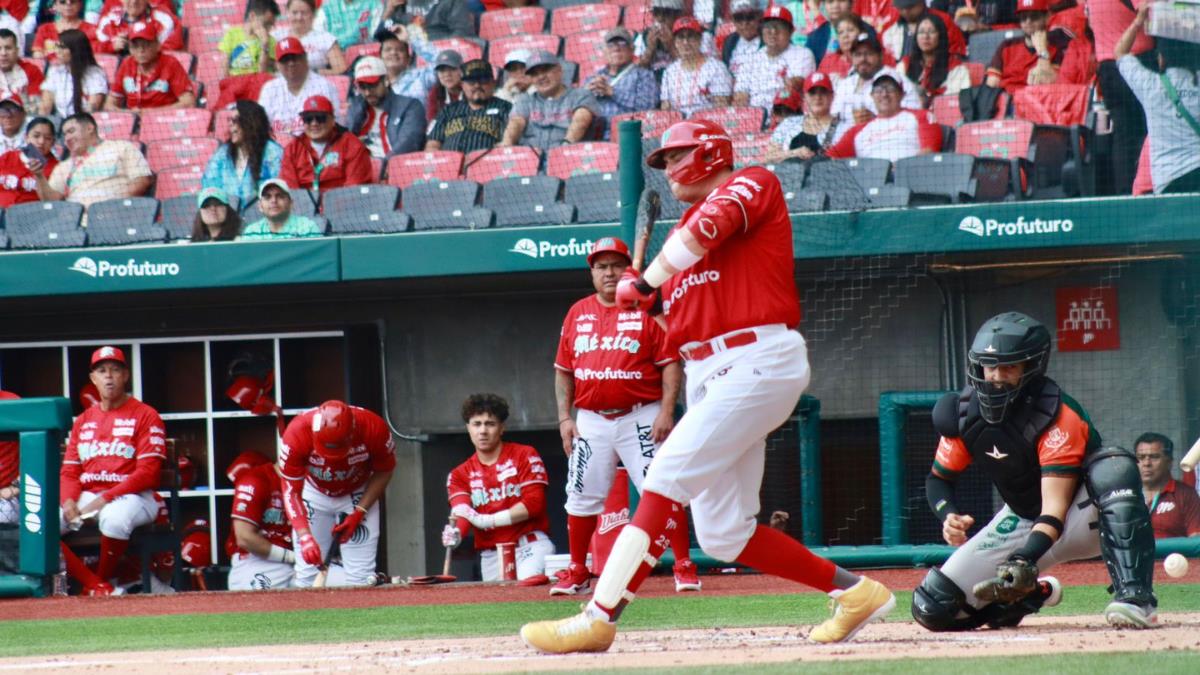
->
xmin=967 ymin=311 xmax=1051 ymax=423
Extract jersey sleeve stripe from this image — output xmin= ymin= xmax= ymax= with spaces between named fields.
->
xmin=231 ymin=514 xmax=263 ymax=526
xmin=280 ymin=469 xmax=305 ymax=481
xmin=931 ymin=460 xmax=961 ymax=479
xmin=518 ymin=479 xmax=549 ymax=488
xmin=448 ymin=490 xmax=471 ymax=499
xmin=136 ymin=452 xmax=168 ymax=460
xmin=553 ymin=363 xmax=572 ymax=372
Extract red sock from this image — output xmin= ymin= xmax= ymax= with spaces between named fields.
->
xmin=594 ymin=491 xmax=683 ymax=619
xmin=668 ymin=508 xmax=691 ymax=562
xmin=60 ymin=542 xmax=103 ymax=588
xmin=96 ymin=535 xmax=129 ymax=582
xmin=567 ymin=514 xmax=598 ymax=568
xmin=735 ymin=525 xmax=837 ymax=593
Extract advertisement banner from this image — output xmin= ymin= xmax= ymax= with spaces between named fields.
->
xmin=1056 ymin=286 xmax=1120 ymax=352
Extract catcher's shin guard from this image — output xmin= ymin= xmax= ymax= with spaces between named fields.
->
xmin=1084 ymin=447 xmax=1157 ymax=607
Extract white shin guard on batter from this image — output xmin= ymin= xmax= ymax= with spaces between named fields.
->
xmin=565 ymin=403 xmax=661 ymax=516
xmin=59 ymin=490 xmax=158 ymax=539
xmin=292 ymin=483 xmax=380 ymax=587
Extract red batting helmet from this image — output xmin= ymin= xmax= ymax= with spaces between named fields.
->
xmin=176 ymin=454 xmax=196 ymax=489
xmin=312 ymin=400 xmax=355 ymax=459
xmin=79 ymin=382 xmax=100 ymax=409
xmin=646 ymin=119 xmax=734 ymax=185
xmin=225 ymin=450 xmax=271 ymax=483
xmin=180 ymin=518 xmax=212 ymax=567
xmin=587 ymin=237 xmax=632 ymax=266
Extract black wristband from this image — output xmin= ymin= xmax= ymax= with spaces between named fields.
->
xmin=1011 ymin=530 xmax=1054 ymax=563
xmin=633 ymin=278 xmax=654 ymax=295
xmin=1033 ymin=514 xmax=1064 ymax=534
xmin=925 ymin=472 xmax=959 ymax=523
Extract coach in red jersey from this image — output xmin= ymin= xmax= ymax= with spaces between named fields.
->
xmin=444 ymin=393 xmax=554 ymax=582
xmin=279 ymin=400 xmax=395 ymax=587
xmin=61 ymin=346 xmax=167 ymax=596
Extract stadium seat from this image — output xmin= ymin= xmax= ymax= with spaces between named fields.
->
xmin=86 ymin=221 xmax=168 ymax=247
xmin=841 ymin=157 xmax=893 ymax=190
xmin=6 ymin=201 xmax=86 ymax=249
xmin=139 ymin=109 xmax=213 ymax=143
xmin=690 ymin=106 xmax=765 ymax=135
xmin=483 ymin=175 xmax=571 ymax=226
xmin=864 ymin=185 xmax=912 ymax=208
xmin=619 ymin=0 xmax=652 ymax=31
xmin=146 ymin=137 xmax=221 ymax=173
xmin=565 ymin=172 xmax=621 ymax=223
xmin=1013 ymin=84 xmax=1090 ymax=127
xmin=546 ymin=142 xmax=619 ymax=179
xmin=94 ymin=110 xmax=138 ymax=141
xmin=488 ymin=34 xmax=563 ymax=69
xmin=411 ymin=206 xmax=495 ymax=231
xmin=563 ymin=29 xmax=610 ymax=76
xmin=463 ymin=146 xmax=540 ymax=182
xmin=787 ymin=190 xmax=827 ymax=212
xmin=189 ymin=24 xmax=229 ymax=54
xmin=496 ymin=201 xmax=575 ymax=227
xmin=165 ymin=50 xmax=195 ymax=75
xmin=957 ymin=118 xmax=1078 ymax=199
xmin=762 ymin=161 xmax=807 ymax=193
xmin=386 ymin=151 xmax=464 ymax=189
xmin=88 ymin=196 xmax=160 ymax=229
xmin=196 ymin=51 xmax=228 ymax=97
xmin=826 ymin=189 xmax=871 ymax=211
xmin=183 ymin=0 xmax=245 ymax=29
xmin=328 ymin=210 xmax=411 ymax=236
xmin=967 ymin=29 xmax=1019 ymax=65
xmin=560 ymin=60 xmax=580 ymax=86
xmin=425 ymin=38 xmax=485 ymax=66
xmin=401 ymin=180 xmax=481 ymax=220
xmin=322 ymin=184 xmax=400 ymax=221
xmin=480 ymin=6 xmax=548 ymax=40
xmin=213 ymin=109 xmax=236 ymax=141
xmin=159 ymin=193 xmax=238 ymax=240
xmin=931 ymin=94 xmax=963 ymax=127
xmin=610 ymin=110 xmax=683 ymax=141
xmin=290 ymin=189 xmax=319 ymax=217
xmin=965 ymin=62 xmax=985 ymax=87
xmin=0 ymin=231 xmax=7 ymax=250
xmin=807 ymin=159 xmax=878 ymax=192
xmin=327 ymin=76 xmax=351 ymax=114
xmin=644 ymin=169 xmax=687 ymax=221
xmin=894 ymin=153 xmax=977 ymax=203
xmin=155 ymin=165 xmax=205 ymax=200
xmin=344 ymin=43 xmax=381 ymax=65
xmin=96 ymin=53 xmax=120 ymax=83
xmin=732 ymin=136 xmax=771 ymax=166
xmin=550 ymin=3 xmax=621 ymax=37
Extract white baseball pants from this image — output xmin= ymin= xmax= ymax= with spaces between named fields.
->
xmin=565 ymin=403 xmax=662 ymax=516
xmin=228 ymin=553 xmax=296 ymax=591
xmin=478 ymin=530 xmax=555 ymax=581
xmin=59 ymin=490 xmax=158 ymax=539
xmin=292 ymin=482 xmax=380 ymax=587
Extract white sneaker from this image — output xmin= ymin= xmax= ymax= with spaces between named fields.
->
xmin=1104 ymin=601 xmax=1158 ymax=628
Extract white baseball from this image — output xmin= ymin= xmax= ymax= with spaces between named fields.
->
xmin=1164 ymin=553 xmax=1189 ymax=578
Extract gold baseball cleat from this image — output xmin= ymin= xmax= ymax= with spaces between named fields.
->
xmin=520 ymin=609 xmax=617 ymax=654
xmin=809 ymin=576 xmax=896 ymax=643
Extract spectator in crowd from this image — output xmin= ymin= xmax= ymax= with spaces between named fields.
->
xmin=733 ymin=6 xmax=816 ymax=111
xmin=241 ymin=178 xmax=323 ymax=240
xmin=379 ymin=28 xmax=435 ymax=105
xmin=769 ymin=86 xmax=804 ymax=131
xmin=33 ymin=0 xmax=98 ymax=63
xmin=426 ymin=58 xmax=511 ymax=153
xmin=661 ymin=17 xmax=733 ymax=116
xmin=902 ymin=15 xmax=971 ymax=104
xmin=819 ymin=15 xmax=873 ymax=81
xmin=1088 ymin=0 xmax=1153 ymax=195
xmin=0 ymin=91 xmax=22 ymax=153
xmin=585 ymin=27 xmax=659 ymax=138
xmin=39 ymin=29 xmax=107 ymax=118
xmin=95 ymin=0 xmax=182 ymax=54
xmin=806 ymin=0 xmax=857 ymax=64
xmin=1136 ymin=432 xmax=1200 ymax=538
xmin=202 ymin=99 xmax=284 ymax=205
xmin=280 ymin=95 xmax=375 ymax=192
xmin=496 ymin=49 xmax=532 ymax=104
xmin=765 ymin=71 xmax=846 ymax=162
xmin=985 ymin=0 xmax=1072 ymax=94
xmin=0 ymin=29 xmax=42 ymax=109
xmin=226 ymin=451 xmax=296 ymax=591
xmin=32 ymin=112 xmax=151 ymax=209
xmin=0 ymin=117 xmax=57 ymax=207
xmin=1117 ymin=6 xmax=1200 ymax=194
xmin=832 ymin=32 xmax=920 ymax=122
xmin=427 ymin=49 xmax=465 ymax=122
xmin=635 ymin=0 xmax=691 ymax=75
xmin=722 ymin=0 xmax=762 ymax=76
xmin=881 ymin=0 xmax=965 ymax=61
xmin=272 ymin=0 xmax=346 ymax=76
xmin=259 ymin=37 xmax=340 ymax=138
xmin=379 ymin=0 xmax=475 ymax=41
xmin=346 ymin=56 xmax=426 ymax=159
xmin=316 ymin=0 xmax=382 ymax=50
xmin=826 ymin=72 xmax=941 ymax=161
xmin=105 ymin=23 xmax=195 ymax=111
xmin=190 ymin=187 xmax=243 ymax=242
xmin=501 ymin=51 xmax=600 ymax=150
xmin=219 ymin=0 xmax=280 ymax=77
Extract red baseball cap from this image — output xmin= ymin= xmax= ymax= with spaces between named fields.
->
xmin=302 ymin=95 xmax=334 ymax=114
xmin=128 ymin=21 xmax=158 ymax=43
xmin=90 ymin=346 xmax=127 ymax=369
xmin=763 ymin=4 xmax=794 ymax=29
xmin=0 ymin=90 xmax=22 ymax=109
xmin=672 ymin=16 xmax=704 ymax=34
xmin=773 ymin=88 xmax=803 ymax=112
xmin=275 ymin=36 xmax=306 ymax=60
xmin=587 ymin=237 xmax=632 ymax=266
xmin=1015 ymin=0 xmax=1049 ymax=12
xmin=803 ymin=71 xmax=833 ymax=93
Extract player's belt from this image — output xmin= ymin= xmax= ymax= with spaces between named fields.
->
xmin=594 ymin=401 xmax=649 ymax=420
xmin=679 ymin=328 xmax=761 ymax=362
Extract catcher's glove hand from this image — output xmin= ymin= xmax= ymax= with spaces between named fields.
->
xmin=972 ymin=558 xmax=1039 ymax=604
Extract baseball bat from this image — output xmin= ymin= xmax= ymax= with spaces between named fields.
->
xmin=406 ymin=515 xmax=458 ymax=585
xmin=1181 ymin=436 xmax=1200 ymax=472
xmin=312 ymin=514 xmax=345 ymax=588
xmin=631 ymin=188 xmax=661 ymax=273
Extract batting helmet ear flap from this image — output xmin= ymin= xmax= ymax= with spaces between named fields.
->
xmin=313 ymin=400 xmax=355 ymax=459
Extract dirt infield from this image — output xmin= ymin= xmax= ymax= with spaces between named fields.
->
xmin=3 ymin=613 xmax=1199 ymax=673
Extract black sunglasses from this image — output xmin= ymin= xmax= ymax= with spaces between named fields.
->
xmin=301 ymin=113 xmax=331 ymax=124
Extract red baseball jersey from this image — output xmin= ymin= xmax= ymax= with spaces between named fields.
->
xmin=0 ymin=390 xmax=18 ymax=487
xmin=1149 ymin=479 xmax=1200 ymax=539
xmin=95 ymin=6 xmax=184 ymax=53
xmin=554 ymin=295 xmax=675 ymax=412
xmin=230 ymin=463 xmax=293 ymax=554
xmin=987 ymin=30 xmax=1072 ymax=94
xmin=279 ymin=406 xmax=396 ymax=497
xmin=61 ymin=397 xmax=166 ymax=503
xmin=659 ymin=166 xmax=801 ymax=352
xmin=33 ymin=22 xmax=99 ymax=63
xmin=0 ymin=150 xmax=58 ymax=208
xmin=447 ymin=442 xmax=550 ymax=550
xmin=110 ymin=54 xmax=191 ymax=109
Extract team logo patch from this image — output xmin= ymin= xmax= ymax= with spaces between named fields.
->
xmin=1044 ymin=427 xmax=1069 ymax=450
xmin=1157 ymin=502 xmax=1176 ymax=515
xmin=994 ymin=514 xmax=1020 ymax=534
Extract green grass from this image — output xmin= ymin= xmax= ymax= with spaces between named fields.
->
xmin=1 ymin=583 xmax=1198 ymax=658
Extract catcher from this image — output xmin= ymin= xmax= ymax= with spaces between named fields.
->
xmin=913 ymin=312 xmax=1158 ymax=630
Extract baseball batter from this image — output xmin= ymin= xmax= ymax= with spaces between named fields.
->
xmin=913 ymin=312 xmax=1159 ymax=630
xmin=0 ymin=390 xmax=19 ymax=527
xmin=280 ymin=400 xmax=396 ymax=587
xmin=521 ymin=119 xmax=894 ymax=654
xmin=444 ymin=393 xmax=555 ymax=582
xmin=227 ymin=450 xmax=296 ymax=591
xmin=60 ymin=347 xmax=167 ymax=596
xmin=553 ymin=236 xmax=699 ymax=595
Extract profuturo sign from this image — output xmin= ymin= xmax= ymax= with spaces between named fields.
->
xmin=958 ymin=215 xmax=1075 ymax=238
xmin=509 ymin=237 xmax=596 ymax=259
xmin=69 ymin=256 xmax=181 ymax=278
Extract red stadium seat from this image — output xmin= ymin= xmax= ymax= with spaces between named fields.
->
xmin=690 ymin=106 xmax=765 ymax=135
xmin=419 ymin=38 xmax=484 ymax=67
xmin=139 ymin=109 xmax=213 ymax=142
xmin=564 ymin=29 xmax=609 ymax=77
xmin=1013 ymin=84 xmax=1090 ymax=126
xmin=955 ymin=120 xmax=1035 ymax=160
xmin=371 ymin=157 xmax=384 ymax=181
xmin=463 ymin=146 xmax=540 ymax=183
xmin=165 ymin=50 xmax=195 ymax=75
xmin=546 ymin=142 xmax=619 ymax=180
xmin=93 ymin=111 xmax=138 ymax=141
xmin=386 ymin=151 xmax=464 ymax=189
xmin=619 ymin=1 xmax=652 ymax=32
xmin=189 ymin=24 xmax=230 ymax=54
xmin=965 ymin=62 xmax=985 ymax=87
xmin=183 ymin=0 xmax=245 ymax=29
xmin=327 ymin=75 xmax=351 ymax=114
xmin=488 ymin=34 xmax=562 ymax=69
xmin=550 ymin=3 xmax=621 ymax=38
xmin=213 ymin=108 xmax=236 ymax=141
xmin=931 ymin=94 xmax=963 ymax=127
xmin=733 ymin=135 xmax=771 ymax=166
xmin=155 ymin=165 xmax=205 ymax=200
xmin=480 ymin=6 xmax=548 ymax=40
xmin=609 ymin=110 xmax=684 ymax=140
xmin=344 ymin=42 xmax=381 ymax=65
xmin=196 ymin=51 xmax=228 ymax=97
xmin=96 ymin=53 xmax=120 ymax=83
xmin=146 ymin=137 xmax=221 ymax=173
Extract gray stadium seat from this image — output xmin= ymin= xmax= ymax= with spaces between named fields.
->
xmin=402 ymin=180 xmax=481 ymax=220
xmin=411 ymin=206 xmax=494 ymax=231
xmin=322 ymin=185 xmax=400 ymax=224
xmin=87 ymin=222 xmax=167 ymax=246
xmin=805 ymin=160 xmax=869 ymax=210
xmin=328 ymin=210 xmax=411 ymax=235
xmin=762 ymin=161 xmax=807 ymax=193
xmin=0 ymin=231 xmax=7 ymax=250
xmin=968 ymin=29 xmax=1019 ymax=65
xmin=839 ymin=157 xmax=892 ymax=190
xmin=864 ymin=185 xmax=912 ymax=209
xmin=786 ymin=190 xmax=826 ymax=213
xmin=895 ymin=154 xmax=978 ymax=204
xmin=290 ymin=189 xmax=319 ymax=216
xmin=159 ymin=193 xmax=241 ymax=240
xmin=482 ymin=175 xmax=562 ymax=208
xmin=6 ymin=201 xmax=86 ymax=249
xmin=826 ymin=189 xmax=871 ymax=211
xmin=565 ymin=172 xmax=621 ymax=224
xmin=87 ymin=197 xmax=160 ymax=230
xmin=496 ymin=203 xmax=576 ymax=227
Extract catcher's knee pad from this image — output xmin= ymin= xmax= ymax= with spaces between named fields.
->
xmin=1084 ymin=446 xmax=1157 ymax=606
xmin=912 ymin=568 xmax=984 ymax=632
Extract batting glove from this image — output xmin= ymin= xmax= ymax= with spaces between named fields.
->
xmin=332 ymin=507 xmax=366 ymax=544
xmin=441 ymin=523 xmax=462 ymax=548
xmin=451 ymin=503 xmax=478 ymax=522
xmin=615 ymin=270 xmax=655 ymax=312
xmin=297 ymin=531 xmax=323 ymax=567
